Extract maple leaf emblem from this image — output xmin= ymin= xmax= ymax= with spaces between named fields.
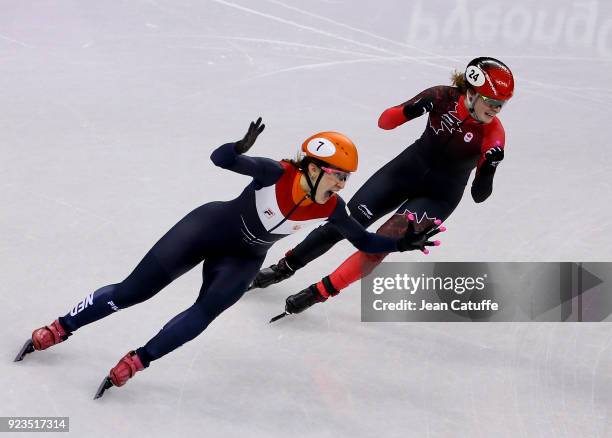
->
xmin=429 ymin=102 xmax=463 ymax=135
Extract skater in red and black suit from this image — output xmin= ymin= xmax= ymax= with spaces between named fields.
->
xmin=252 ymin=57 xmax=515 ymax=316
xmin=15 ymin=119 xmax=442 ymax=397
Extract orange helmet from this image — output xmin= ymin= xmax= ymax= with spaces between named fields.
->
xmin=301 ymin=131 xmax=358 ymax=172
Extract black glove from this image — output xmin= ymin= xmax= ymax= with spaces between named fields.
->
xmin=396 ymin=214 xmax=444 ymax=253
xmin=402 ymin=96 xmax=434 ymax=119
xmin=484 ymin=146 xmax=504 ymax=167
xmin=234 ymin=117 xmax=265 ymax=154
xmin=285 ymin=285 xmax=327 ymax=315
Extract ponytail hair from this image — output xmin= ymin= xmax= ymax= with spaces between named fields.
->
xmin=451 ymin=70 xmax=473 ymax=94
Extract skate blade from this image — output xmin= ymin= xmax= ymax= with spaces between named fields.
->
xmin=14 ymin=339 xmax=35 ymax=362
xmin=93 ymin=377 xmax=113 ymax=400
xmin=269 ymin=312 xmax=289 ymax=323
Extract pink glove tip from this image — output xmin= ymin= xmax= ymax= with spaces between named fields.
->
xmin=422 ymin=249 xmax=430 ymax=255
xmin=439 ymin=226 xmax=447 ymax=232
xmin=434 ymin=240 xmax=441 ymax=246
xmin=407 ymin=213 xmax=415 ymax=221
xmin=434 ymin=219 xmax=442 ymax=225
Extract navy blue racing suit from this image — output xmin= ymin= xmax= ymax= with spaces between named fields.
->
xmin=57 ymin=142 xmax=401 ymax=365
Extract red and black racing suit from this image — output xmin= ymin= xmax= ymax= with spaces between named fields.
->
xmin=285 ymin=85 xmax=506 ymax=294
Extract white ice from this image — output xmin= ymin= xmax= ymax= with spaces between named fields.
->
xmin=1 ymin=1 xmax=611 ymax=437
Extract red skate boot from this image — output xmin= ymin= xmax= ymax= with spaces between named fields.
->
xmin=94 ymin=351 xmax=145 ymax=399
xmin=14 ymin=319 xmax=70 ymax=362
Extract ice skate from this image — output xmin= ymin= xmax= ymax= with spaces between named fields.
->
xmin=248 ymin=257 xmax=296 ymax=290
xmin=94 ymin=351 xmax=144 ymax=399
xmin=14 ymin=319 xmax=69 ymax=362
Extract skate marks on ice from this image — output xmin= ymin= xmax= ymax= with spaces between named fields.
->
xmin=204 ymin=0 xmax=611 ymax=109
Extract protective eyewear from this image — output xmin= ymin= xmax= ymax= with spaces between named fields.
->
xmin=480 ymin=95 xmax=507 ymax=108
xmin=321 ymin=166 xmax=351 ymax=182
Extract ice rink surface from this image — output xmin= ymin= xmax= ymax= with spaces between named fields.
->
xmin=1 ymin=0 xmax=611 ymax=436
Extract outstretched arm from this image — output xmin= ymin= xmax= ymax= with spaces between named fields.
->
xmin=331 ymin=208 xmax=398 ymax=253
xmin=328 ymin=199 xmax=442 ymax=253
xmin=210 ymin=118 xmax=284 ymax=186
xmin=378 ymin=87 xmax=436 ymax=130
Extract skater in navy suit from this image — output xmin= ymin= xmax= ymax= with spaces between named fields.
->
xmin=16 ymin=118 xmax=442 ymax=398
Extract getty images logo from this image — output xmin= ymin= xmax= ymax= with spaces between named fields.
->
xmin=406 ymin=0 xmax=612 ymax=57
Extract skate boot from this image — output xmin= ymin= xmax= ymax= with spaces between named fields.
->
xmin=94 ymin=351 xmax=145 ymax=399
xmin=14 ymin=319 xmax=70 ymax=361
xmin=249 ymin=257 xmax=296 ymax=290
xmin=269 ymin=283 xmax=328 ymax=323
